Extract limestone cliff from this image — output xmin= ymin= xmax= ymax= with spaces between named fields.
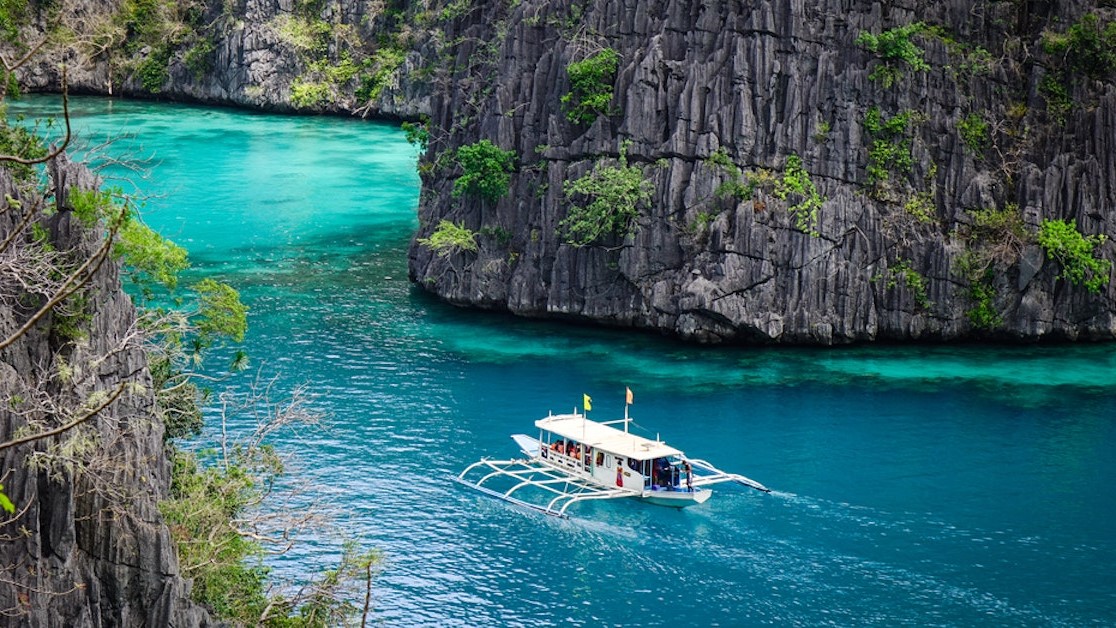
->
xmin=407 ymin=0 xmax=1116 ymax=343
xmin=0 ymin=157 xmax=213 ymax=626
xmin=17 ymin=0 xmax=1116 ymax=345
xmin=19 ymin=0 xmax=435 ymax=118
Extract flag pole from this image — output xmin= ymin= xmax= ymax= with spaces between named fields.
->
xmin=624 ymin=387 xmax=632 ymax=433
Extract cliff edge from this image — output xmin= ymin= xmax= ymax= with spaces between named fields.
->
xmin=0 ymin=156 xmax=213 ymax=626
xmin=407 ymin=0 xmax=1116 ymax=344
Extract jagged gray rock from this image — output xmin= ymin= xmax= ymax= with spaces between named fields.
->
xmin=0 ymin=157 xmax=214 ymax=626
xmin=14 ymin=0 xmax=1116 ymax=347
xmin=20 ymin=0 xmax=432 ymax=118
xmin=408 ymin=0 xmax=1116 ymax=344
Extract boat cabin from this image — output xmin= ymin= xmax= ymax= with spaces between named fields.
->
xmin=533 ymin=413 xmax=693 ymax=494
xmin=458 ymin=409 xmax=769 ymax=517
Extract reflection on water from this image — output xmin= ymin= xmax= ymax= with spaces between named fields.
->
xmin=11 ymin=95 xmax=1116 ymax=625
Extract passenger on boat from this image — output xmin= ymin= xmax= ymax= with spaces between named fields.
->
xmin=653 ymin=458 xmax=671 ymax=489
xmin=683 ymin=460 xmax=693 ymax=491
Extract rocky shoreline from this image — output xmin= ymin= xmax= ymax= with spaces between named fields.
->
xmin=18 ymin=0 xmax=1116 ymax=345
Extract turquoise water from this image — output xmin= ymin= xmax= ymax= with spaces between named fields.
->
xmin=14 ymin=95 xmax=1116 ymax=625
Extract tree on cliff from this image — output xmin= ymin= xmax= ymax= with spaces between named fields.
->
xmin=0 ymin=3 xmax=379 ymax=623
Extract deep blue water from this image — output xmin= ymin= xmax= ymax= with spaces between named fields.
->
xmin=13 ymin=95 xmax=1116 ymax=626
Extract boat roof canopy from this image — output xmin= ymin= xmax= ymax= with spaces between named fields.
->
xmin=536 ymin=413 xmax=683 ymax=461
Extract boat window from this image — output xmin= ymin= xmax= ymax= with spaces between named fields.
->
xmin=596 ymin=451 xmax=604 ymax=466
xmin=604 ymin=454 xmax=612 ymax=468
xmin=628 ymin=457 xmax=640 ymax=472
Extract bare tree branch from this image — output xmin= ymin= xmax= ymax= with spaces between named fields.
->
xmin=0 ymin=66 xmax=71 ymax=167
xmin=0 ymin=382 xmax=126 ymax=452
xmin=0 ymin=200 xmax=125 ymax=353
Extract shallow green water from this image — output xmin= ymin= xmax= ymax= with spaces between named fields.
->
xmin=14 ymin=94 xmax=1116 ymax=625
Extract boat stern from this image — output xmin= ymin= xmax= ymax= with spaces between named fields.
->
xmin=640 ymin=487 xmax=712 ymax=508
xmin=510 ymin=433 xmax=540 ymax=458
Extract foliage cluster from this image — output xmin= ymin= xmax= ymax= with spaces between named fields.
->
xmin=706 ymin=147 xmax=748 ymax=200
xmin=773 ymin=154 xmax=823 ymax=235
xmin=401 ymin=118 xmax=429 ymax=152
xmin=966 ymin=281 xmax=1001 ymax=329
xmin=452 ymin=139 xmax=516 ymax=201
xmin=0 ymin=0 xmax=30 ymax=45
xmin=275 ymin=5 xmax=409 ymax=110
xmin=1042 ymin=13 xmax=1116 ymax=80
xmin=290 ymin=53 xmax=362 ymax=108
xmin=0 ymin=113 xmax=46 ymax=181
xmin=1039 ymin=73 xmax=1072 ymax=123
xmin=290 ymin=79 xmax=333 ymax=108
xmin=161 ymin=451 xmax=271 ymax=620
xmin=1037 ymin=218 xmax=1111 ymax=293
xmin=1039 ymin=13 xmax=1116 ymax=121
xmin=418 ymin=219 xmax=478 ymax=258
xmin=274 ymin=13 xmax=332 ymax=54
xmin=103 ymin=200 xmax=190 ymax=291
xmin=114 ymin=0 xmax=209 ymax=93
xmin=356 ymin=47 xmax=406 ymax=102
xmin=162 ymin=415 xmax=379 ymax=626
xmin=193 ymin=278 xmax=248 ymax=343
xmin=957 ymin=112 xmax=988 ymax=155
xmin=856 ymin=22 xmax=930 ymax=87
xmin=561 ymin=145 xmax=652 ymax=246
xmin=955 ymin=205 xmax=1027 ymax=328
xmin=182 ymin=35 xmax=215 ymax=78
xmin=881 ymin=258 xmax=931 ymax=309
xmin=904 ymin=190 xmax=935 ymax=223
xmin=864 ymin=106 xmax=916 ymax=195
xmin=706 ymin=148 xmax=824 ymax=234
xmin=561 ymin=48 xmax=620 ymax=124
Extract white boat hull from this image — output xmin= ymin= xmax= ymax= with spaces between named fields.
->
xmin=640 ymin=488 xmax=712 ymax=508
xmin=455 ymin=420 xmax=767 ymax=517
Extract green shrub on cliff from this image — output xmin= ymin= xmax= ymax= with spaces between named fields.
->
xmin=561 ymin=144 xmax=652 ymax=246
xmin=161 ymin=401 xmax=380 ymax=625
xmin=774 ymin=154 xmax=823 ymax=235
xmin=1038 ymin=219 xmax=1111 ymax=294
xmin=357 ymin=46 xmax=406 ymax=102
xmin=452 ymin=139 xmax=516 ymax=201
xmin=957 ymin=112 xmax=988 ymax=155
xmin=1042 ymin=13 xmax=1116 ymax=80
xmin=0 ymin=114 xmax=46 ymax=181
xmin=114 ymin=0 xmax=207 ymax=93
xmin=418 ymin=220 xmax=478 ymax=258
xmin=711 ymin=150 xmax=823 ymax=235
xmin=864 ymin=106 xmax=917 ymax=197
xmin=879 ymin=258 xmax=931 ymax=309
xmin=856 ymin=22 xmax=930 ymax=88
xmin=562 ymin=47 xmax=620 ymax=124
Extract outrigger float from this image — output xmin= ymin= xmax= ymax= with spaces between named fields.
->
xmin=456 ymin=397 xmax=769 ymax=518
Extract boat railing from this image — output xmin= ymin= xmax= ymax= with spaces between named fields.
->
xmin=539 ymin=446 xmax=587 ymax=475
xmin=686 ymin=457 xmax=770 ymax=493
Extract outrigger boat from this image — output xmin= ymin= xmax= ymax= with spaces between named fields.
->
xmin=456 ymin=401 xmax=769 ymax=518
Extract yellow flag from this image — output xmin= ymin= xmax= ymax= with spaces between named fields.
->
xmin=626 ymin=387 xmax=633 ymax=405
xmin=583 ymin=394 xmax=592 ymax=412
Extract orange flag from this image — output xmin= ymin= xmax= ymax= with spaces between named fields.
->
xmin=625 ymin=387 xmax=633 ymax=405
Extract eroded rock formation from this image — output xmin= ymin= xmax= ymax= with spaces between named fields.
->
xmin=15 ymin=1 xmax=1116 ymax=346
xmin=20 ymin=0 xmax=433 ymax=118
xmin=407 ymin=0 xmax=1116 ymax=343
xmin=0 ymin=157 xmax=212 ymax=626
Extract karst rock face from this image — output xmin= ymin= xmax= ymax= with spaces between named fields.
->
xmin=19 ymin=0 xmax=433 ymax=118
xmin=407 ymin=0 xmax=1116 ymax=344
xmin=14 ymin=0 xmax=1116 ymax=345
xmin=0 ymin=157 xmax=213 ymax=627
